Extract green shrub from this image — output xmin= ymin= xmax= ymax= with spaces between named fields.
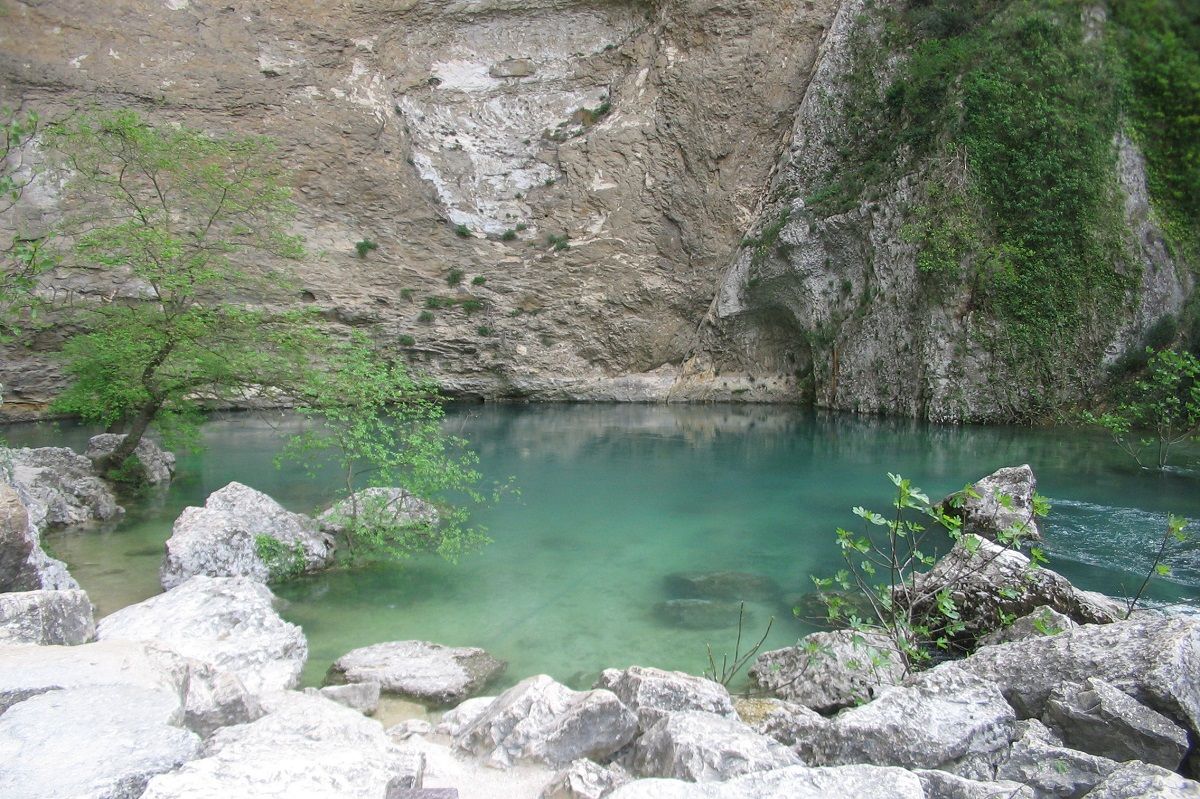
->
xmin=453 ymin=223 xmax=471 ymax=238
xmin=501 ymin=229 xmax=517 ymax=241
xmin=547 ymin=233 xmax=570 ymax=252
xmin=398 ymin=334 xmax=416 ymax=346
xmin=417 ymin=310 xmax=434 ymax=323
xmin=461 ymin=299 xmax=484 ymax=315
xmin=476 ymin=325 xmax=494 ymax=337
xmin=447 ymin=268 xmax=464 ymax=286
xmin=471 ymin=276 xmax=487 ymax=286
xmin=354 ymin=240 xmax=378 ymax=258
xmin=254 ymin=534 xmax=307 ymax=582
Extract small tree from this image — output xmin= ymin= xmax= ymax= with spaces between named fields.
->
xmin=43 ymin=110 xmax=306 ymax=474
xmin=282 ymin=334 xmax=492 ymax=565
xmin=1 ymin=108 xmax=53 ymax=341
xmin=1086 ymin=348 xmax=1200 ymax=469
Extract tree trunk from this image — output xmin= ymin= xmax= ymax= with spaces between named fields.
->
xmin=98 ymin=401 xmax=159 ymax=475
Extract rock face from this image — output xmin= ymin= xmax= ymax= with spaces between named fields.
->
xmin=140 ymin=690 xmax=424 ymax=799
xmin=97 ymin=575 xmax=308 ymax=695
xmin=160 ymin=482 xmax=335 ymax=588
xmin=939 ymin=465 xmax=1042 ymax=541
xmin=959 ymin=615 xmax=1200 ymax=738
xmin=3 ymin=446 xmax=122 ymax=527
xmin=913 ymin=769 xmax=1035 ymax=799
xmin=594 ymin=665 xmax=736 ymax=733
xmin=327 ymin=640 xmax=505 ymax=707
xmin=454 ymin=674 xmax=638 ymax=768
xmin=0 ymin=588 xmax=95 ymax=645
xmin=0 ymin=483 xmax=77 ymax=592
xmin=1086 ymin=762 xmax=1200 ymax=799
xmin=749 ymin=630 xmax=903 ymax=713
xmin=0 ymin=684 xmax=201 ymax=799
xmin=632 ymin=710 xmax=801 ymax=782
xmin=992 ymin=719 xmax=1119 ymax=798
xmin=799 ymin=665 xmax=1017 ymax=771
xmin=85 ymin=433 xmax=176 ymax=484
xmin=1041 ymin=678 xmax=1190 ymax=770
xmin=608 ymin=764 xmax=927 ymax=799
xmin=319 ymin=487 xmax=438 ymax=534
xmin=901 ymin=534 xmax=1122 ymax=643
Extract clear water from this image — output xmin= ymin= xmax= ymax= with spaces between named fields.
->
xmin=7 ymin=404 xmax=1199 ymax=691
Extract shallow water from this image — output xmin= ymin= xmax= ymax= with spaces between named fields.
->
xmin=9 ymin=404 xmax=1199 ymax=690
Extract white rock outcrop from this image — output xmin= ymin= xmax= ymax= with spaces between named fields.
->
xmin=0 ymin=588 xmax=95 ymax=645
xmin=327 ymin=639 xmax=504 ymax=706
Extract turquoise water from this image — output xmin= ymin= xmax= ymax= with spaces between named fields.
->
xmin=8 ymin=404 xmax=1199 ymax=690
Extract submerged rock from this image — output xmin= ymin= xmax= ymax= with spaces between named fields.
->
xmin=454 ymin=674 xmax=637 ymax=768
xmin=938 ymin=464 xmax=1042 ymax=542
xmin=0 ymin=589 xmax=95 ymax=645
xmin=594 ymin=665 xmax=735 ymax=733
xmin=0 ymin=684 xmax=201 ymax=799
xmin=327 ymin=640 xmax=505 ymax=707
xmin=98 ymin=575 xmax=308 ymax=695
xmin=663 ymin=571 xmax=781 ymax=602
xmin=160 ymin=481 xmax=336 ymax=588
xmin=654 ymin=598 xmax=745 ymax=629
xmin=631 ymin=710 xmax=801 ymax=782
xmin=4 ymin=446 xmax=122 ymax=527
xmin=140 ymin=690 xmax=423 ymax=799
xmin=85 ymin=433 xmax=177 ymax=484
xmin=749 ymin=629 xmax=902 ymax=713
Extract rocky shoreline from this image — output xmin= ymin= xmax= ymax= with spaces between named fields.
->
xmin=0 ymin=446 xmax=1197 ymax=798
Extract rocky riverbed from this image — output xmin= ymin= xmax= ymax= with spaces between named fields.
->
xmin=1 ymin=446 xmax=1198 ymax=798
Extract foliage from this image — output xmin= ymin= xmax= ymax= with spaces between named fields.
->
xmin=812 ymin=473 xmax=1045 ymax=673
xmin=417 ymin=310 xmax=434 ymax=323
xmin=546 ymin=233 xmax=570 ymax=251
xmin=447 ymin=268 xmax=464 ymax=286
xmin=43 ymin=110 xmax=308 ymax=473
xmin=1084 ymin=348 xmax=1200 ymax=469
xmin=1125 ymin=515 xmax=1190 ymax=617
xmin=471 ymin=275 xmax=487 ymax=286
xmin=476 ymin=325 xmax=493 ymax=337
xmin=0 ymin=108 xmax=53 ymax=341
xmin=354 ymin=239 xmax=378 ymax=258
xmin=282 ymin=334 xmax=493 ymax=565
xmin=500 ymin=229 xmax=517 ymax=241
xmin=703 ymin=602 xmax=774 ymax=688
xmin=453 ymin=223 xmax=471 ymax=238
xmin=254 ymin=534 xmax=308 ymax=582
xmin=398 ymin=334 xmax=416 ymax=346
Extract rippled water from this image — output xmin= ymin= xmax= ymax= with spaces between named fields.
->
xmin=8 ymin=404 xmax=1199 ymax=689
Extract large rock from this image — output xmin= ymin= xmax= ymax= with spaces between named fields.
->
xmin=0 ymin=684 xmax=201 ymax=799
xmin=0 ymin=483 xmax=78 ymax=592
xmin=939 ymin=465 xmax=1042 ymax=542
xmin=1085 ymin=762 xmax=1200 ymax=798
xmin=900 ymin=534 xmax=1122 ymax=644
xmin=1041 ymin=678 xmax=1189 ymax=770
xmin=739 ymin=698 xmax=830 ymax=761
xmin=140 ymin=690 xmax=425 ymax=799
xmin=978 ymin=606 xmax=1077 ymax=647
xmin=454 ymin=674 xmax=638 ymax=768
xmin=914 ymin=769 xmax=1034 ymax=799
xmin=327 ymin=640 xmax=505 ymax=707
xmin=85 ymin=433 xmax=177 ymax=484
xmin=607 ymin=764 xmax=927 ymax=799
xmin=307 ymin=682 xmax=381 ymax=716
xmin=959 ymin=615 xmax=1200 ymax=737
xmin=318 ymin=487 xmax=438 ymax=534
xmin=4 ymin=446 xmax=122 ymax=526
xmin=595 ymin=665 xmax=735 ymax=732
xmin=98 ymin=575 xmax=308 ymax=695
xmin=160 ymin=481 xmax=335 ymax=588
xmin=632 ymin=710 xmax=801 ymax=781
xmin=993 ymin=719 xmax=1119 ymax=798
xmin=0 ymin=589 xmax=95 ymax=645
xmin=663 ymin=571 xmax=781 ymax=601
xmin=435 ymin=695 xmax=496 ymax=736
xmin=541 ymin=759 xmax=632 ymax=799
xmin=800 ymin=664 xmax=1017 ymax=771
xmin=749 ymin=629 xmax=903 ymax=712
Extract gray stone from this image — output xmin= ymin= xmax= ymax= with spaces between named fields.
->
xmin=389 ymin=718 xmax=435 ymax=739
xmin=4 ymin=445 xmax=122 ymax=527
xmin=608 ymin=764 xmax=927 ymax=799
xmin=327 ymin=640 xmax=505 ymax=706
xmin=632 ymin=710 xmax=801 ymax=781
xmin=319 ymin=487 xmax=438 ymax=535
xmin=803 ymin=664 xmax=1017 ymax=771
xmin=1042 ymin=678 xmax=1189 ymax=770
xmin=181 ymin=658 xmax=264 ymax=737
xmin=654 ymin=598 xmax=744 ymax=629
xmin=98 ymin=575 xmax=308 ymax=695
xmin=86 ymin=433 xmax=177 ymax=484
xmin=979 ymin=606 xmax=1077 ymax=647
xmin=435 ymin=695 xmax=495 ymax=736
xmin=901 ymin=534 xmax=1123 ymax=643
xmin=994 ymin=719 xmax=1119 ymax=798
xmin=160 ymin=481 xmax=336 ymax=588
xmin=663 ymin=571 xmax=781 ymax=601
xmin=309 ymin=681 xmax=381 ymax=716
xmin=939 ymin=464 xmax=1042 ymax=541
xmin=141 ymin=690 xmax=423 ymax=799
xmin=749 ymin=629 xmax=903 ymax=712
xmin=1085 ymin=762 xmax=1200 ymax=798
xmin=960 ymin=615 xmax=1200 ymax=737
xmin=489 ymin=58 xmax=537 ymax=78
xmin=541 ymin=758 xmax=632 ymax=799
xmin=0 ymin=684 xmax=201 ymax=799
xmin=737 ymin=697 xmax=830 ymax=760
xmin=0 ymin=588 xmax=94 ymax=645
xmin=914 ymin=769 xmax=1035 ymax=799
xmin=454 ymin=674 xmax=638 ymax=768
xmin=0 ymin=483 xmax=79 ymax=592
xmin=595 ymin=665 xmax=735 ymax=732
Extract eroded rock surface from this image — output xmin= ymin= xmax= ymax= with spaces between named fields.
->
xmin=0 ymin=588 xmax=94 ymax=645
xmin=631 ymin=710 xmax=801 ymax=782
xmin=595 ymin=665 xmax=735 ymax=733
xmin=327 ymin=639 xmax=504 ymax=707
xmin=749 ymin=629 xmax=902 ymax=713
xmin=4 ymin=446 xmax=121 ymax=527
